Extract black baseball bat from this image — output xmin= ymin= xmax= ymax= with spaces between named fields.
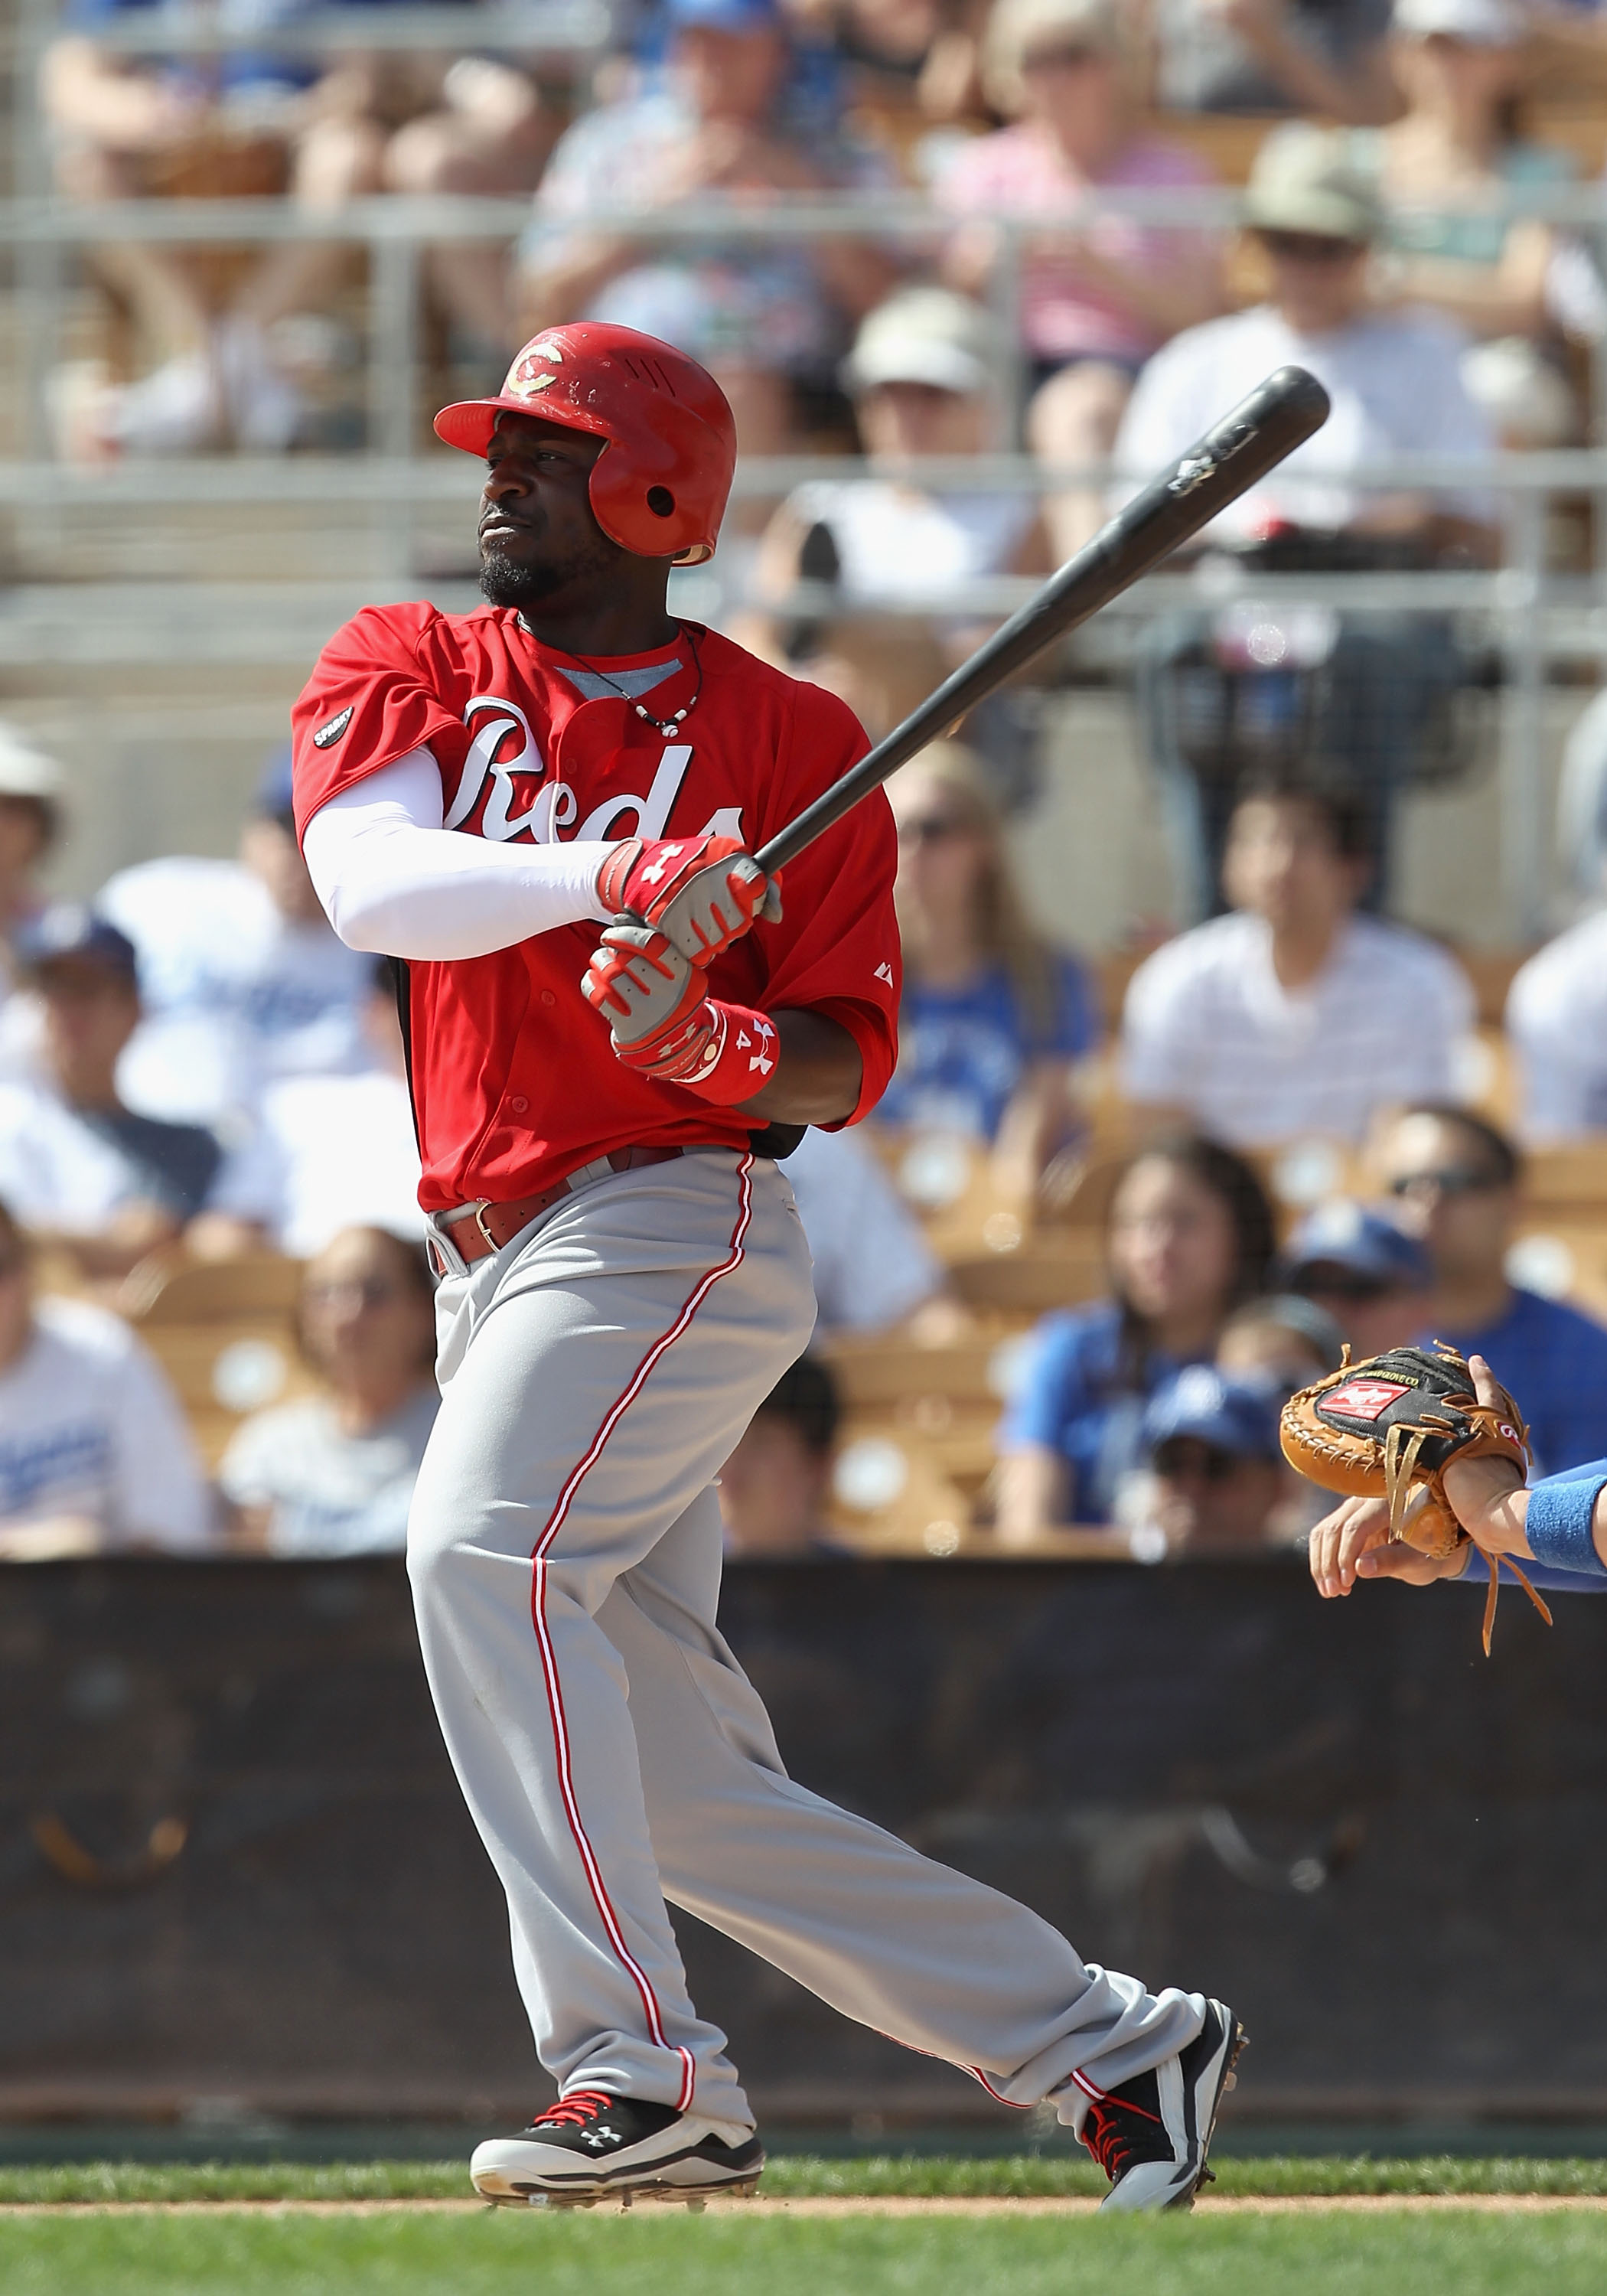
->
xmin=753 ymin=364 xmax=1331 ymax=876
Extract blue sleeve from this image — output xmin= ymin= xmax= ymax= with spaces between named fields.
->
xmin=1045 ymin=953 xmax=1100 ymax=1062
xmin=1463 ymin=1551 xmax=1607 ymax=1595
xmin=1458 ymin=1455 xmax=1607 ymax=1592
xmin=1532 ymin=1454 xmax=1607 ymax=1487
xmin=1001 ymin=1316 xmax=1088 ymax=1453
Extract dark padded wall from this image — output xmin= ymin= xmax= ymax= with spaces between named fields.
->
xmin=0 ymin=1558 xmax=1599 ymax=2122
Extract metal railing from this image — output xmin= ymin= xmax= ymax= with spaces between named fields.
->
xmin=3 ymin=128 xmax=1607 ymax=928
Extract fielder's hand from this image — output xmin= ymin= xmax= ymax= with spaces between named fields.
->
xmin=581 ymin=925 xmax=781 ymax=1105
xmin=1309 ymin=1490 xmax=1473 ymax=1600
xmin=595 ymin=835 xmax=782 ymax=966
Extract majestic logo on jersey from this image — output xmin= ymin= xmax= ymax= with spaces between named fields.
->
xmin=445 ymin=694 xmax=742 ymax=846
xmin=312 ymin=705 xmax=354 ymax=749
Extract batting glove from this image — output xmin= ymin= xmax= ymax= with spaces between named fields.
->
xmin=594 ymin=834 xmax=782 ymax=967
xmin=581 ymin=924 xmax=781 ymax=1104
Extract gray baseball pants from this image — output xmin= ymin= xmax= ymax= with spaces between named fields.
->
xmin=408 ymin=1146 xmax=1204 ymax=2131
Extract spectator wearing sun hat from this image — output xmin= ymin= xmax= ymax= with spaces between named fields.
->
xmin=1279 ymin=1199 xmax=1434 ymax=1363
xmin=1116 ymin=126 xmax=1498 ymax=553
xmin=752 ymin=287 xmax=1051 ymax=622
xmin=744 ymin=285 xmax=1055 ymax=745
xmin=1119 ymin=1365 xmax=1287 ymax=1554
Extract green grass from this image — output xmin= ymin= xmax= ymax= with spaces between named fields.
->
xmin=3 ymin=2154 xmax=1607 ymax=2203
xmin=0 ymin=2210 xmax=1602 ymax=2296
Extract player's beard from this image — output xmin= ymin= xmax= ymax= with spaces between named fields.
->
xmin=479 ymin=529 xmax=617 ymax=612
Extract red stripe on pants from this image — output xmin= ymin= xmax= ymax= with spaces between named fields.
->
xmin=527 ymin=1153 xmax=756 ymax=2113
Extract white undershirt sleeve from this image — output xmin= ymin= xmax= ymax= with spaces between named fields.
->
xmin=302 ymin=747 xmax=616 ymax=961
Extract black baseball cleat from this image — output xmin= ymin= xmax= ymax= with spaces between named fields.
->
xmin=1078 ymin=1999 xmax=1246 ymax=2213
xmin=470 ymin=2089 xmax=764 ymax=2208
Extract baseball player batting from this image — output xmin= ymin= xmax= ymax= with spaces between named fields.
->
xmin=290 ymin=322 xmax=1243 ymax=2214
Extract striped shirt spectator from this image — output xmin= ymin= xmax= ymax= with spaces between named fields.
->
xmin=1120 ymin=778 xmax=1474 ymax=1149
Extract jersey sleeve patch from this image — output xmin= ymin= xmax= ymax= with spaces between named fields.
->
xmin=312 ymin=706 xmax=354 ymax=750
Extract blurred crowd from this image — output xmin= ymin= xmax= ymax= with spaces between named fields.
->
xmin=21 ymin=0 xmax=1607 ymax=1569
xmin=39 ymin=0 xmax=1606 ymax=472
xmin=0 ymin=702 xmax=1605 ymax=1568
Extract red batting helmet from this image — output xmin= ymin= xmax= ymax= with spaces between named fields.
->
xmin=434 ymin=324 xmax=738 ymax=566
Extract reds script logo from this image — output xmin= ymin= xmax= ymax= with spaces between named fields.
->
xmin=444 ymin=695 xmax=742 ymax=846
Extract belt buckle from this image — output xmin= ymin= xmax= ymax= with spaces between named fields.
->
xmin=464 ymin=1200 xmax=501 ymax=1253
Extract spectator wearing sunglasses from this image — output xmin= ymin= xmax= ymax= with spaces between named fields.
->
xmin=1119 ymin=1365 xmax=1288 ymax=1554
xmin=1279 ymin=1200 xmax=1433 ymax=1359
xmin=1113 ymin=126 xmax=1497 ymax=559
xmin=879 ymin=745 xmax=1098 ymax=1199
xmin=218 ymin=1225 xmax=438 ymax=1557
xmin=1376 ymin=1104 xmax=1607 ymax=1476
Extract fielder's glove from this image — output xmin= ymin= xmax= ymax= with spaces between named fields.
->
xmin=1280 ymin=1342 xmax=1550 ymax=1653
xmin=595 ymin=834 xmax=781 ymax=967
xmin=581 ymin=924 xmax=780 ymax=1104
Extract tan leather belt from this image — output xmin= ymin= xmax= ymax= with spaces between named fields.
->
xmin=435 ymin=1146 xmax=685 ymax=1267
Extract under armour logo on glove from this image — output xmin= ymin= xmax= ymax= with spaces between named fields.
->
xmin=636 ymin=843 xmax=684 ymax=889
xmin=736 ymin=1017 xmax=776 ymax=1076
xmin=579 ymin=925 xmax=783 ymax=1107
xmin=595 ymin=834 xmax=781 ymax=966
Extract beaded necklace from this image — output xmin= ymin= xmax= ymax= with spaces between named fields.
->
xmin=572 ymin=626 xmax=704 ymax=738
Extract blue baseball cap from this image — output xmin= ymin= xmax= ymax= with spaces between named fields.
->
xmin=1281 ymin=1202 xmax=1432 ymax=1293
xmin=254 ymin=743 xmax=295 ymax=823
xmin=665 ymin=0 xmax=780 ymax=29
xmin=1143 ymin=1367 xmax=1283 ymax=1464
xmin=14 ymin=902 xmax=138 ymax=987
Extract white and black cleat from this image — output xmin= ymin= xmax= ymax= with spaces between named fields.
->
xmin=471 ymin=2089 xmax=764 ymax=2209
xmin=1078 ymin=1999 xmax=1246 ymax=2214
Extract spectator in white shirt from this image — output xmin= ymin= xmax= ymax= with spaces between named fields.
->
xmin=782 ymin=1124 xmax=946 ymax=1334
xmin=0 ymin=907 xmax=222 ymax=1280
xmin=1506 ymin=909 xmax=1607 ymax=1143
xmin=1115 ymin=125 xmax=1497 ymax=912
xmin=1115 ymin=126 xmax=1497 ymax=554
xmin=199 ymin=960 xmax=425 ymax=1261
xmin=218 ymin=1225 xmax=438 ymax=1559
xmin=98 ymin=747 xmax=373 ymax=1128
xmin=1121 ymin=774 xmax=1475 ymax=1147
xmin=0 ymin=1198 xmax=210 ymax=1557
xmin=742 ymin=289 xmax=1051 ymax=745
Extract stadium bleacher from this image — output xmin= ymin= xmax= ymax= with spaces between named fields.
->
xmin=2 ymin=0 xmax=1607 ymax=1562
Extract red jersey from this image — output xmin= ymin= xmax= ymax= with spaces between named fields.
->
xmin=290 ymin=603 xmax=901 ymax=1213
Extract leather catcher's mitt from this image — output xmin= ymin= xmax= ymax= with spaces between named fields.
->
xmin=1281 ymin=1342 xmax=1550 ymax=1654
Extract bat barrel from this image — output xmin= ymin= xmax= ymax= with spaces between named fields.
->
xmin=754 ymin=364 xmax=1331 ymax=876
